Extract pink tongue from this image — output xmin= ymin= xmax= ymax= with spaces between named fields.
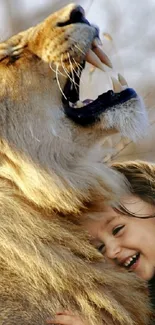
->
xmin=83 ymin=99 xmax=93 ymax=105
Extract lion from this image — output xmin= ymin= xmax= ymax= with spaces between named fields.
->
xmin=0 ymin=3 xmax=150 ymax=325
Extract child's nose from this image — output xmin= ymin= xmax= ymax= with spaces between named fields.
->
xmin=106 ymin=242 xmax=121 ymax=259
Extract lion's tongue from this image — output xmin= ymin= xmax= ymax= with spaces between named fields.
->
xmin=69 ymin=99 xmax=93 ymax=108
xmin=83 ymin=99 xmax=93 ymax=105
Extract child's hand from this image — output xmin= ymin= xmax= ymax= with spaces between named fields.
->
xmin=46 ymin=311 xmax=88 ymax=325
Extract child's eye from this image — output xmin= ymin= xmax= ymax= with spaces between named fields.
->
xmin=112 ymin=225 xmax=125 ymax=236
xmin=97 ymin=243 xmax=105 ymax=254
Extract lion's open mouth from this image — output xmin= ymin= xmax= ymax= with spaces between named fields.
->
xmin=62 ymin=37 xmax=138 ymax=126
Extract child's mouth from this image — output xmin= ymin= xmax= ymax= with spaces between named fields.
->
xmin=123 ymin=252 xmax=140 ymax=271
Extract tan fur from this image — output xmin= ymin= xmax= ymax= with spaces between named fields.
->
xmin=0 ymin=3 xmax=150 ymax=325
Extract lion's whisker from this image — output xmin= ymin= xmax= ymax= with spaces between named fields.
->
xmin=72 ymin=58 xmax=83 ymax=74
xmin=74 ymin=44 xmax=85 ymax=56
xmin=68 ymin=53 xmax=75 ymax=83
xmin=69 ymin=38 xmax=85 ymax=56
xmin=61 ymin=55 xmax=74 ymax=86
xmin=55 ymin=64 xmax=67 ymax=100
xmin=49 ymin=62 xmax=66 ymax=78
xmin=68 ymin=54 xmax=79 ymax=78
xmin=72 ymin=58 xmax=84 ymax=85
xmin=67 ymin=53 xmax=79 ymax=93
xmin=61 ymin=54 xmax=79 ymax=89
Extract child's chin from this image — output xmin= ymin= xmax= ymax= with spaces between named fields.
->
xmin=139 ymin=268 xmax=155 ymax=281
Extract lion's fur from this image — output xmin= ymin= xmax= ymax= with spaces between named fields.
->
xmin=0 ymin=3 xmax=150 ymax=325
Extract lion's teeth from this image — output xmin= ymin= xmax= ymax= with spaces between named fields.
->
xmin=69 ymin=101 xmax=74 ymax=107
xmin=111 ymin=76 xmax=124 ymax=93
xmin=85 ymin=49 xmax=105 ymax=71
xmin=118 ymin=73 xmax=128 ymax=87
xmin=69 ymin=101 xmax=84 ymax=108
xmin=92 ymin=37 xmax=102 ymax=47
xmin=76 ymin=100 xmax=84 ymax=108
xmin=93 ymin=46 xmax=113 ymax=68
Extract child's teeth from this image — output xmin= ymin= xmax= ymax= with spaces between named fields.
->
xmin=124 ymin=254 xmax=138 ymax=267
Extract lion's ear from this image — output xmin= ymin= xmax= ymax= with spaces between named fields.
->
xmin=0 ymin=28 xmax=33 ymax=60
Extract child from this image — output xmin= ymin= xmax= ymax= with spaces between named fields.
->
xmin=47 ymin=160 xmax=155 ymax=324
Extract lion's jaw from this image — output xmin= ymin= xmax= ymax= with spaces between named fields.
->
xmin=0 ymin=3 xmax=148 ymax=166
xmin=0 ymin=3 xmax=148 ymax=207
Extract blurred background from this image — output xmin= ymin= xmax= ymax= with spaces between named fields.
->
xmin=0 ymin=0 xmax=155 ymax=162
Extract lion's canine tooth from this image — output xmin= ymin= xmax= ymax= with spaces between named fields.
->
xmin=85 ymin=49 xmax=105 ymax=71
xmin=69 ymin=101 xmax=75 ymax=107
xmin=103 ymin=32 xmax=113 ymax=41
xmin=93 ymin=46 xmax=113 ymax=68
xmin=69 ymin=101 xmax=84 ymax=109
xmin=111 ymin=76 xmax=123 ymax=93
xmin=92 ymin=37 xmax=102 ymax=47
xmin=118 ymin=73 xmax=128 ymax=87
xmin=76 ymin=100 xmax=84 ymax=108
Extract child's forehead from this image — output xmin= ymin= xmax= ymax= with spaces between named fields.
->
xmin=83 ymin=206 xmax=124 ymax=239
xmin=90 ymin=205 xmax=123 ymax=227
xmin=84 ymin=205 xmax=119 ymax=225
xmin=101 ymin=207 xmax=123 ymax=225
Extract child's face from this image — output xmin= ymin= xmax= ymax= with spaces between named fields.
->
xmin=83 ymin=195 xmax=155 ymax=280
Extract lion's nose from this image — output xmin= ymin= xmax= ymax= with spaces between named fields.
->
xmin=69 ymin=5 xmax=90 ymax=25
xmin=57 ymin=5 xmax=91 ymax=27
xmin=69 ymin=6 xmax=85 ymax=22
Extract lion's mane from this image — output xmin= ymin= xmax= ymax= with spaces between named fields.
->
xmin=0 ymin=3 xmax=150 ymax=325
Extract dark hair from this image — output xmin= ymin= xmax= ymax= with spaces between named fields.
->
xmin=112 ymin=160 xmax=155 ymax=219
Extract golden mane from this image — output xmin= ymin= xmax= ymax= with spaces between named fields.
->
xmin=0 ymin=3 xmax=150 ymax=325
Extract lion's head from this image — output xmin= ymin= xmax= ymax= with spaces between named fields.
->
xmin=0 ymin=4 xmax=148 ymax=208
xmin=0 ymin=3 xmax=151 ymax=325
